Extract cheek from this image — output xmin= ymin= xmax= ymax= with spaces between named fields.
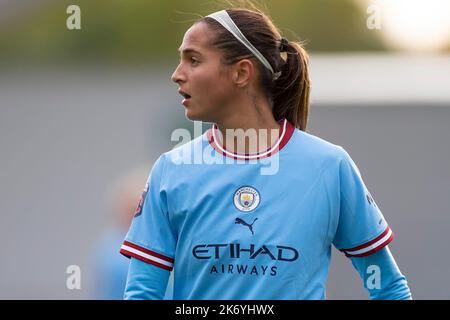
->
xmin=194 ymin=68 xmax=232 ymax=102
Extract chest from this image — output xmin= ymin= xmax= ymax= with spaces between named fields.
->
xmin=165 ymin=165 xmax=337 ymax=248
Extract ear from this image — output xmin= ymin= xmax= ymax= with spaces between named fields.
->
xmin=233 ymin=59 xmax=254 ymax=88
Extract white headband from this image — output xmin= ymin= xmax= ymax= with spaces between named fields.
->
xmin=206 ymin=10 xmax=281 ymax=80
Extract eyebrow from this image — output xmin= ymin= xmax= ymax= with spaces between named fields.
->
xmin=178 ymin=47 xmax=203 ymax=56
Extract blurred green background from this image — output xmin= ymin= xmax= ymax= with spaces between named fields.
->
xmin=0 ymin=0 xmax=389 ymax=66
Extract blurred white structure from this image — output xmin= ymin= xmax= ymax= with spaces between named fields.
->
xmin=310 ymin=54 xmax=450 ymax=105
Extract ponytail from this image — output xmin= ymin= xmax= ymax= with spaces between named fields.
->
xmin=271 ymin=40 xmax=311 ymax=132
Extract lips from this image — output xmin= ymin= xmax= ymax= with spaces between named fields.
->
xmin=178 ymin=89 xmax=191 ymax=100
xmin=178 ymin=89 xmax=192 ymax=107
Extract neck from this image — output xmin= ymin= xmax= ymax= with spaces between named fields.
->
xmin=214 ymin=94 xmax=281 ymax=155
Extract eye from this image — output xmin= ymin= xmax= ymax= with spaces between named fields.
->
xmin=190 ymin=57 xmax=200 ymax=65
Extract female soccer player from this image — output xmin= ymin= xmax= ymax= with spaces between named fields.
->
xmin=120 ymin=8 xmax=412 ymax=299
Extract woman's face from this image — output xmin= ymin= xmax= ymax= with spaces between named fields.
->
xmin=171 ymin=21 xmax=237 ymax=122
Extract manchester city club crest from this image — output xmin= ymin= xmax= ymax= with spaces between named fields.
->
xmin=233 ymin=186 xmax=260 ymax=212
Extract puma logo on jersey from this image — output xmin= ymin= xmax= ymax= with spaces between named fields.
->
xmin=235 ymin=217 xmax=258 ymax=235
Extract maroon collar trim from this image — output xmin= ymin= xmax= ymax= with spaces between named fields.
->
xmin=206 ymin=119 xmax=295 ymax=160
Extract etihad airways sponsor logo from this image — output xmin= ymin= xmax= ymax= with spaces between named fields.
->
xmin=192 ymin=243 xmax=299 ymax=261
xmin=192 ymin=243 xmax=300 ymax=277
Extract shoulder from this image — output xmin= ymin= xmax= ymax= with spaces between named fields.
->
xmin=160 ymin=133 xmax=206 ymax=165
xmin=289 ymin=128 xmax=348 ymax=164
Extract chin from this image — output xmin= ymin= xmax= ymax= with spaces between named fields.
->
xmin=185 ymin=109 xmax=210 ymax=122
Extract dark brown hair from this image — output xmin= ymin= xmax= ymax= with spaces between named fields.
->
xmin=201 ymin=8 xmax=310 ymax=131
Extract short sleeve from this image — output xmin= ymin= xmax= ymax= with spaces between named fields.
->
xmin=332 ymin=147 xmax=394 ymax=258
xmin=120 ymin=155 xmax=176 ymax=271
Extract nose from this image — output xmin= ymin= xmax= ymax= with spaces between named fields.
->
xmin=171 ymin=63 xmax=186 ymax=84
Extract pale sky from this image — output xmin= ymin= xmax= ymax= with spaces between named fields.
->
xmin=360 ymin=0 xmax=450 ymax=52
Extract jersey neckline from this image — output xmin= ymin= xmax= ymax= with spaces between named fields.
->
xmin=206 ymin=118 xmax=295 ymax=160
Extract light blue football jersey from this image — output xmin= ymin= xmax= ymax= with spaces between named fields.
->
xmin=120 ymin=119 xmax=394 ymax=299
